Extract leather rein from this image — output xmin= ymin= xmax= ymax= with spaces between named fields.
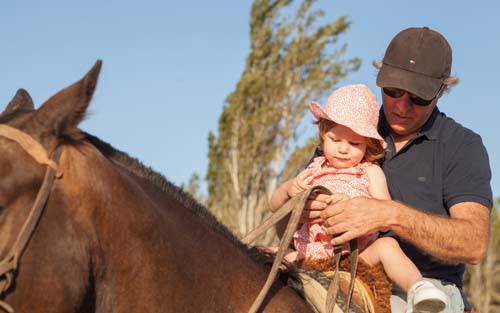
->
xmin=242 ymin=186 xmax=359 ymax=313
xmin=0 ymin=125 xmax=63 ymax=313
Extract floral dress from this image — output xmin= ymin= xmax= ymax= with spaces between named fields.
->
xmin=293 ymin=156 xmax=378 ymax=260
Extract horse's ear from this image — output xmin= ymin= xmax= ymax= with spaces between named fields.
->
xmin=34 ymin=60 xmax=102 ymax=137
xmin=3 ymin=89 xmax=34 ymax=114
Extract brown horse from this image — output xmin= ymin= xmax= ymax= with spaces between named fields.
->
xmin=0 ymin=61 xmax=314 ymax=313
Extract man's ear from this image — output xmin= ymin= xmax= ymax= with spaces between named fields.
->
xmin=438 ymin=84 xmax=448 ymax=99
xmin=33 ymin=60 xmax=102 ymax=138
xmin=2 ymin=89 xmax=34 ymax=115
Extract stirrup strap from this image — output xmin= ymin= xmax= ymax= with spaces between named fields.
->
xmin=326 ymin=245 xmax=342 ymax=313
xmin=326 ymin=239 xmax=359 ymax=313
xmin=346 ymin=240 xmax=359 ymax=311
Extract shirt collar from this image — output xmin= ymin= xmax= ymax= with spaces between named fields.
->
xmin=378 ymin=107 xmax=442 ymax=141
xmin=418 ymin=107 xmax=441 ymax=140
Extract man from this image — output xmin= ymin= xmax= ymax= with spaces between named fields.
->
xmin=311 ymin=27 xmax=492 ymax=312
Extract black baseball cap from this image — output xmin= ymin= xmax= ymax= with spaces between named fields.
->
xmin=376 ymin=27 xmax=452 ymax=100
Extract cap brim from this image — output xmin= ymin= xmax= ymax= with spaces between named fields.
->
xmin=376 ymin=64 xmax=442 ymax=100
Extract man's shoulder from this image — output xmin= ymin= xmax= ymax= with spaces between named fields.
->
xmin=436 ymin=112 xmax=484 ymax=146
xmin=436 ymin=112 xmax=493 ymax=210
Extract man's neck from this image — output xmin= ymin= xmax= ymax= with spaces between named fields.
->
xmin=392 ymin=131 xmax=419 ymax=152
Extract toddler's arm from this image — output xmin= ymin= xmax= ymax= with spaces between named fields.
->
xmin=366 ymin=164 xmax=391 ymax=200
xmin=270 ymin=169 xmax=312 ymax=212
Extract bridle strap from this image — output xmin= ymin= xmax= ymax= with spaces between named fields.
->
xmin=0 ymin=147 xmax=62 ymax=285
xmin=0 ymin=125 xmax=61 ymax=176
xmin=0 ymin=126 xmax=63 ymax=312
xmin=242 ymin=186 xmax=332 ymax=313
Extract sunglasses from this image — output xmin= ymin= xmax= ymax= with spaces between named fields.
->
xmin=382 ymin=87 xmax=438 ymax=106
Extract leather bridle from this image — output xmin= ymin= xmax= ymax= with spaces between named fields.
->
xmin=0 ymin=125 xmax=63 ymax=313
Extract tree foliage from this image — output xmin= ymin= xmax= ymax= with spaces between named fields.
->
xmin=181 ymin=173 xmax=206 ymax=205
xmin=206 ymin=0 xmax=359 ymax=241
xmin=464 ymin=200 xmax=500 ymax=312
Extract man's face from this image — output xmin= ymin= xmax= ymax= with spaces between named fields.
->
xmin=381 ymin=88 xmax=437 ymax=141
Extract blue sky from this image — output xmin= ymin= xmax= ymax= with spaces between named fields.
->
xmin=1 ymin=1 xmax=499 ymax=197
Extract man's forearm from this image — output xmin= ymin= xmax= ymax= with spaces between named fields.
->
xmin=387 ymin=201 xmax=490 ymax=264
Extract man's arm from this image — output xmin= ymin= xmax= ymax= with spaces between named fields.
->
xmin=321 ymin=197 xmax=490 ymax=264
xmin=391 ymin=201 xmax=490 ymax=264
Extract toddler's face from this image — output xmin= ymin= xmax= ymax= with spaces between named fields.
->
xmin=322 ymin=124 xmax=367 ymax=169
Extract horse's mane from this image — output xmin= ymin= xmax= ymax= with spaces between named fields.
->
xmin=83 ymin=132 xmax=250 ymax=252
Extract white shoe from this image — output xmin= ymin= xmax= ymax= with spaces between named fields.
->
xmin=407 ymin=280 xmax=448 ymax=313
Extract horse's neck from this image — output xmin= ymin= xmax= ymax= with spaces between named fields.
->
xmin=58 ymin=145 xmax=312 ymax=312
xmin=115 ymin=167 xmax=312 ymax=310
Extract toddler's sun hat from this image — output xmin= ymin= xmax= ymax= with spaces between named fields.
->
xmin=309 ymin=84 xmax=386 ymax=148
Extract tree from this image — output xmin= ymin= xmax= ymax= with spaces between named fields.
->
xmin=181 ymin=173 xmax=206 ymax=205
xmin=464 ymin=200 xmax=500 ymax=313
xmin=206 ymin=0 xmax=359 ymax=242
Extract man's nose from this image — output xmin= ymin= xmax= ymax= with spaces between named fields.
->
xmin=393 ymin=93 xmax=413 ymax=113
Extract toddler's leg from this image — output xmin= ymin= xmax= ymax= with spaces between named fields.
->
xmin=263 ymin=246 xmax=300 ymax=263
xmin=360 ymin=237 xmax=448 ymax=313
xmin=283 ymin=250 xmax=299 ymax=263
xmin=359 ymin=237 xmax=421 ymax=291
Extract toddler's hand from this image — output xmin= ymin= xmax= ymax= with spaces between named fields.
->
xmin=287 ymin=169 xmax=312 ymax=198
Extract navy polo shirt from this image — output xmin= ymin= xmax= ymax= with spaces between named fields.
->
xmin=379 ymin=107 xmax=493 ymax=287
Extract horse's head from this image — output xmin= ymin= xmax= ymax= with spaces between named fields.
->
xmin=0 ymin=61 xmax=102 ymax=312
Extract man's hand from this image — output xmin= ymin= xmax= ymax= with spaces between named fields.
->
xmin=320 ymin=196 xmax=391 ymax=245
xmin=301 ymin=192 xmax=348 ymax=224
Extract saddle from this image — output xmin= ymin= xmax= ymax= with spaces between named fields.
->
xmin=290 ymin=257 xmax=391 ymax=313
xmin=252 ymin=247 xmax=391 ymax=313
